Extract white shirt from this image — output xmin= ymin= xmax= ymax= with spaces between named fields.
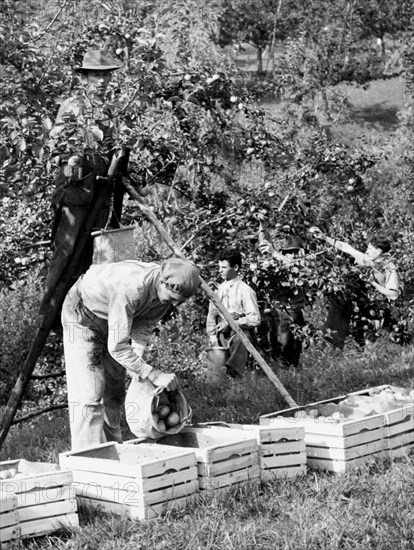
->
xmin=206 ymin=276 xmax=261 ymax=335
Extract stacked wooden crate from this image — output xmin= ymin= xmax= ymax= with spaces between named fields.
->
xmin=193 ymin=423 xmax=306 ymax=480
xmin=347 ymin=386 xmax=413 ymax=458
xmin=59 ymin=442 xmax=199 ymax=520
xmin=384 ymin=404 xmax=414 ymax=457
xmin=128 ymin=426 xmax=260 ymax=491
xmin=260 ymin=386 xmax=413 ymax=473
xmin=260 ymin=396 xmax=386 ymax=473
xmin=0 ymin=459 xmax=79 ymax=540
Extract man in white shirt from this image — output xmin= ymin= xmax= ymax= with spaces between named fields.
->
xmin=206 ymin=249 xmax=261 ymax=378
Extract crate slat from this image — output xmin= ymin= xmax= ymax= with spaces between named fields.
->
xmin=0 ymin=524 xmax=20 ymax=544
xmin=199 ymin=464 xmax=260 ymax=490
xmin=307 ymin=438 xmax=385 ymax=461
xmin=19 ymin=513 xmax=79 ymax=539
xmin=198 ymin=452 xmax=259 ymax=477
xmin=262 ymin=452 xmax=306 ymax=469
xmin=201 ymin=439 xmax=258 ymax=465
xmin=18 ymin=499 xmax=77 ymax=523
xmin=14 ymin=484 xmax=74 ymax=508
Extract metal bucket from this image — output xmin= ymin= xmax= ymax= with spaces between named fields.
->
xmin=205 ymin=346 xmax=230 ymax=385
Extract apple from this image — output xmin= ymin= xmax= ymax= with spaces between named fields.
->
xmin=346 ymin=185 xmax=354 ymax=192
xmin=157 ymin=405 xmax=171 ymax=419
xmin=230 ymin=95 xmax=238 ymax=103
xmin=166 ymin=412 xmax=180 ymax=428
xmin=157 ymin=420 xmax=167 ymax=432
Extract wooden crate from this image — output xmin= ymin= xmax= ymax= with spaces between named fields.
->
xmin=385 ymin=403 xmax=414 ymax=457
xmin=0 ymin=459 xmax=79 ymax=540
xmin=260 ymin=395 xmax=387 ymax=473
xmin=346 ymin=386 xmax=414 ymax=457
xmin=0 ymin=492 xmax=19 ymax=544
xmin=193 ymin=423 xmax=306 ymax=480
xmin=128 ymin=426 xmax=260 ymax=491
xmin=59 ymin=442 xmax=199 ymax=520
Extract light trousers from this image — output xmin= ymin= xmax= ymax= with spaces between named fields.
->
xmin=62 ymin=280 xmax=126 ymax=450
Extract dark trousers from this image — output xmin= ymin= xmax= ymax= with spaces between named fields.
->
xmin=323 ymin=298 xmax=353 ymax=349
xmin=219 ymin=329 xmax=253 ymax=377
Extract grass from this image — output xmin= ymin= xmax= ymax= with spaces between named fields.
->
xmin=1 ymin=337 xmax=413 ymax=550
xmin=235 ymin=43 xmax=405 ymax=144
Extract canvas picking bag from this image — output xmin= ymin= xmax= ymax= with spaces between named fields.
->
xmin=125 ymin=378 xmax=192 ymax=441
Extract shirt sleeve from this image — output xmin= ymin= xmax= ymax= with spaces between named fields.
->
xmin=106 ymin=292 xmax=154 ymax=379
xmin=385 ymin=268 xmax=400 ymax=293
xmin=236 ymin=285 xmax=261 ymax=329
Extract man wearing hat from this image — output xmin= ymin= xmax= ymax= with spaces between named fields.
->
xmin=257 ymin=222 xmax=307 ymax=367
xmin=62 ymin=257 xmax=201 ymax=450
xmin=39 ymin=50 xmax=125 ymax=321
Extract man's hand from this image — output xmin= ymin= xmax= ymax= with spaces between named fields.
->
xmin=209 ymin=336 xmax=219 ymax=346
xmin=257 ymin=241 xmax=272 ymax=254
xmin=308 ymin=226 xmax=325 ymax=240
xmin=216 ymin=320 xmax=229 ymax=333
xmin=147 ymin=369 xmax=179 ymax=391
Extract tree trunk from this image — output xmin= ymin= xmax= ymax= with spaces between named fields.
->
xmin=257 ymin=46 xmax=263 ymax=75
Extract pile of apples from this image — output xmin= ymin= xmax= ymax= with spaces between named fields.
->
xmin=153 ymin=390 xmax=181 ymax=433
xmin=293 ymin=385 xmax=413 ymax=423
xmin=0 ymin=467 xmax=24 ymax=480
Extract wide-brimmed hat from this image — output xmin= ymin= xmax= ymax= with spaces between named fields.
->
xmin=160 ymin=258 xmax=201 ymax=299
xmin=74 ymin=50 xmax=122 ymax=72
xmin=280 ymin=235 xmax=304 ymax=252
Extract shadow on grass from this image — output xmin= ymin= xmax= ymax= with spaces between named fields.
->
xmin=347 ymin=103 xmax=400 ymax=131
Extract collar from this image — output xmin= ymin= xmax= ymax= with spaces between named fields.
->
xmin=223 ymin=275 xmax=242 ymax=286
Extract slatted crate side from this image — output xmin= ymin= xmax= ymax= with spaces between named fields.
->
xmin=260 ymin=438 xmax=307 ymax=475
xmin=77 ymin=491 xmax=198 ymax=521
xmin=69 ymin=465 xmax=199 ymax=509
xmin=60 ymin=442 xmax=197 ymax=480
xmin=59 ymin=442 xmax=199 ymax=519
xmin=306 ymin=435 xmax=386 ymax=461
xmin=385 ymin=404 xmax=414 ymax=454
xmin=0 ymin=492 xmax=20 ymax=544
xmin=1 ymin=470 xmax=74 ymax=497
xmin=304 ymin=423 xmax=385 ymax=450
xmin=261 ymin=406 xmax=386 ymax=438
xmin=1 ymin=464 xmax=79 ymax=541
xmin=18 ymin=513 xmax=80 ymax=540
xmin=131 ymin=428 xmax=261 ymax=491
xmin=198 ymin=463 xmax=261 ymax=491
xmin=193 ymin=423 xmax=307 ymax=479
xmin=306 ymin=453 xmax=382 ymax=474
xmin=201 ymin=438 xmax=258 ymax=465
